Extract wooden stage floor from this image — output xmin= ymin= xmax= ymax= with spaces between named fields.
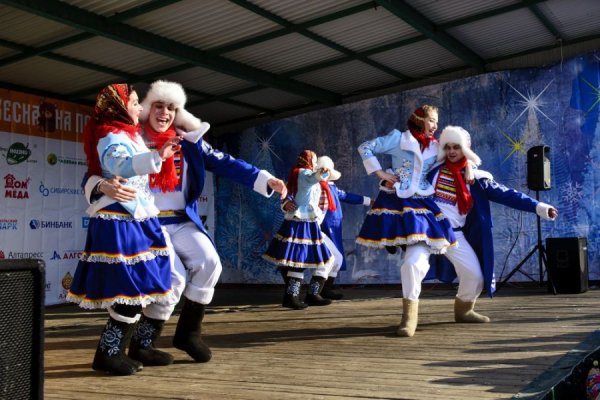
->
xmin=44 ymin=284 xmax=600 ymax=399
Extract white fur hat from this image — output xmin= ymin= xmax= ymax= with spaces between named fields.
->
xmin=437 ymin=125 xmax=481 ymax=166
xmin=317 ymin=156 xmax=342 ymax=181
xmin=140 ymin=80 xmax=205 ymax=132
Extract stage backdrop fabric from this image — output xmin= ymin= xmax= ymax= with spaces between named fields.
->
xmin=216 ymin=51 xmax=600 ymax=286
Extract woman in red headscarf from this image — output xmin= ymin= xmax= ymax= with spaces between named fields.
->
xmin=263 ymin=150 xmax=335 ymax=309
xmin=67 ymin=84 xmax=181 ymax=376
xmin=356 ymin=105 xmax=457 ymax=338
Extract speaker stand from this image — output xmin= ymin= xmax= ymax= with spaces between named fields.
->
xmin=496 ymin=191 xmax=557 ymax=294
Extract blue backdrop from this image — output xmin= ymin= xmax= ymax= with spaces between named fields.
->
xmin=214 ymin=52 xmax=600 ymax=286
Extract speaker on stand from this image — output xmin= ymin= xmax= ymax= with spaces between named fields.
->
xmin=527 ymin=145 xmax=551 ymax=191
xmin=0 ymin=259 xmax=45 ymax=400
xmin=498 ymin=145 xmax=555 ymax=292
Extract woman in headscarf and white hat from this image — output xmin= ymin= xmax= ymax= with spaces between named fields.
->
xmin=264 ymin=150 xmax=336 ymax=309
xmin=428 ymin=125 xmax=558 ymax=323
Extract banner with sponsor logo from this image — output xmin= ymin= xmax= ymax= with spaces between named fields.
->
xmin=0 ymin=88 xmax=214 ymax=305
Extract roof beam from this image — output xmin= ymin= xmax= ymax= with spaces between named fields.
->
xmin=523 ymin=0 xmax=562 ymax=39
xmin=211 ymin=2 xmax=377 ymax=54
xmin=1 ymin=0 xmax=341 ymax=105
xmin=229 ymin=0 xmax=410 ymax=80
xmin=374 ymin=0 xmax=486 ymax=70
xmin=0 ymin=1 xmax=182 ymax=68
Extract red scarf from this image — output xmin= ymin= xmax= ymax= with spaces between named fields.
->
xmin=83 ymin=84 xmax=139 ymax=177
xmin=410 ymin=130 xmax=432 ymax=152
xmin=144 ymin=121 xmax=181 ymax=192
xmin=319 ymin=181 xmax=337 ymax=212
xmin=444 ymin=157 xmax=473 ymax=215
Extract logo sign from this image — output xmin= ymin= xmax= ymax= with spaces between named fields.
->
xmin=6 ymin=142 xmax=31 ymax=165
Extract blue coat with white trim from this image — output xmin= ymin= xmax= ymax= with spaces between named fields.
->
xmin=178 ymin=139 xmax=268 ymax=238
xmin=320 ymin=183 xmax=370 ymax=271
xmin=427 ymin=166 xmax=540 ymax=297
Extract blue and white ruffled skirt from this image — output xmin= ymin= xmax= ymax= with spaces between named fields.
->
xmin=356 ymin=190 xmax=456 ymax=254
xmin=67 ymin=202 xmax=173 ymax=309
xmin=263 ymin=219 xmax=334 ymax=269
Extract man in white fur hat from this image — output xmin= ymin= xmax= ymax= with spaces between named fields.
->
xmin=422 ymin=125 xmax=558 ymax=330
xmin=84 ymin=80 xmax=288 ymax=365
xmin=314 ymin=155 xmax=371 ymax=300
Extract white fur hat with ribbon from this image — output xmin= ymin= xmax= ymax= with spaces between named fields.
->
xmin=437 ymin=125 xmax=481 ymax=166
xmin=140 ymin=80 xmax=207 ymax=132
xmin=317 ymin=156 xmax=342 ymax=181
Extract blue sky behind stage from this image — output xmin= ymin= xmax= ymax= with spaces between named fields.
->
xmin=214 ymin=52 xmax=600 ymax=286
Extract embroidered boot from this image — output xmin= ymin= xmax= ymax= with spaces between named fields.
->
xmin=173 ymin=298 xmax=212 ymax=362
xmin=92 ymin=317 xmax=142 ymax=375
xmin=454 ymin=298 xmax=490 ymax=323
xmin=129 ymin=315 xmax=174 ymax=366
xmin=397 ymin=298 xmax=419 ymax=337
xmin=320 ymin=276 xmax=343 ymax=300
xmin=305 ymin=276 xmax=332 ymax=306
xmin=282 ymin=277 xmax=308 ymax=310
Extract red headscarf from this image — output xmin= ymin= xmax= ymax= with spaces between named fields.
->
xmin=83 ymin=84 xmax=139 ymax=177
xmin=287 ymin=150 xmax=315 ymax=197
xmin=444 ymin=157 xmax=473 ymax=215
xmin=144 ymin=121 xmax=180 ymax=192
xmin=286 ymin=150 xmax=336 ymax=211
xmin=407 ymin=106 xmax=433 ymax=151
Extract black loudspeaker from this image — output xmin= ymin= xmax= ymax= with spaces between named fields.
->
xmin=527 ymin=145 xmax=551 ymax=191
xmin=546 ymin=237 xmax=588 ymax=294
xmin=0 ymin=259 xmax=45 ymax=400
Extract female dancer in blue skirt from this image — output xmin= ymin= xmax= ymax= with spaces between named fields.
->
xmin=356 ymin=105 xmax=457 ymax=337
xmin=264 ymin=150 xmax=335 ymax=309
xmin=67 ymin=84 xmax=181 ymax=375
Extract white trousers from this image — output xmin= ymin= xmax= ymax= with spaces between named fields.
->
xmin=144 ymin=221 xmax=222 ymax=321
xmin=400 ymin=232 xmax=483 ymax=301
xmin=400 ymin=243 xmax=432 ymax=300
xmin=444 ymin=231 xmax=484 ymax=302
xmin=312 ymin=233 xmax=342 ymax=279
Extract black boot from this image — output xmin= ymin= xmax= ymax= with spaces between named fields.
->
xmin=92 ymin=317 xmax=142 ymax=375
xmin=173 ymin=298 xmax=212 ymax=362
xmin=129 ymin=315 xmax=174 ymax=366
xmin=278 ymin=266 xmax=290 ymax=305
xmin=320 ymin=276 xmax=343 ymax=300
xmin=305 ymin=276 xmax=332 ymax=306
xmin=282 ymin=277 xmax=308 ymax=310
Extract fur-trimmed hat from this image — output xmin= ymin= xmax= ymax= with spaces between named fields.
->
xmin=140 ymin=80 xmax=205 ymax=132
xmin=317 ymin=156 xmax=342 ymax=181
xmin=437 ymin=125 xmax=481 ymax=166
